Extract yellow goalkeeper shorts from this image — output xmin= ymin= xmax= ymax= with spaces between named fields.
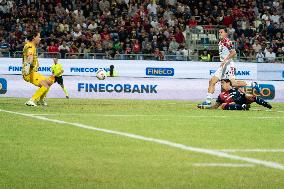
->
xmin=23 ymin=72 xmax=48 ymax=87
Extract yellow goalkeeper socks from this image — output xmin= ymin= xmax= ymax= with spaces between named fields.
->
xmin=63 ymin=87 xmax=69 ymax=97
xmin=40 ymin=88 xmax=50 ymax=100
xmin=31 ymin=86 xmax=48 ymax=101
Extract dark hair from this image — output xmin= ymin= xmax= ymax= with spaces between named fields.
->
xmin=26 ymin=31 xmax=39 ymax=41
xmin=221 ymin=79 xmax=231 ymax=85
xmin=218 ymin=26 xmax=228 ymax=33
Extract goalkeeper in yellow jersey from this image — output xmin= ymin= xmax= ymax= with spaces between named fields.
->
xmin=51 ymin=58 xmax=69 ymax=99
xmin=22 ymin=32 xmax=54 ymax=106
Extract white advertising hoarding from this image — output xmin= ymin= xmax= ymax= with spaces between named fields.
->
xmin=0 ymin=58 xmax=257 ymax=80
xmin=0 ymin=75 xmax=283 ymax=102
xmin=257 ymin=63 xmax=284 ymax=80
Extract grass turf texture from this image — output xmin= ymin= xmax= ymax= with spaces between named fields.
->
xmin=0 ymin=98 xmax=284 ymax=189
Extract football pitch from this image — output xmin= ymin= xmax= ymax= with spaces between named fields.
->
xmin=0 ymin=97 xmax=284 ymax=189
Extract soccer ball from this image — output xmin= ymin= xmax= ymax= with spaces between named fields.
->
xmin=96 ymin=69 xmax=107 ymax=80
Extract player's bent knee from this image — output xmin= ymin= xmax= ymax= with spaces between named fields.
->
xmin=46 ymin=80 xmax=53 ymax=87
xmin=209 ymin=77 xmax=218 ymax=86
xmin=40 ymin=80 xmax=51 ymax=88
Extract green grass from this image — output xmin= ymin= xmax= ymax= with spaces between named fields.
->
xmin=0 ymin=98 xmax=284 ymax=189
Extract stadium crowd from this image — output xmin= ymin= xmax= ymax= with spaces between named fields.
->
xmin=0 ymin=0 xmax=283 ymax=62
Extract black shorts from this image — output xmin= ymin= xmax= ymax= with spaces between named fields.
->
xmin=54 ymin=76 xmax=64 ymax=85
xmin=234 ymin=93 xmax=247 ymax=105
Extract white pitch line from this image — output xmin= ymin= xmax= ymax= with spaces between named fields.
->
xmin=250 ymin=109 xmax=262 ymax=111
xmin=192 ymin=163 xmax=255 ymax=167
xmin=29 ymin=114 xmax=228 ymax=118
xmin=27 ymin=113 xmax=284 ymax=119
xmin=246 ymin=109 xmax=284 ymax=113
xmin=218 ymin=149 xmax=284 ymax=153
xmin=28 ymin=114 xmax=90 ymax=116
xmin=1 ymin=108 xmax=284 ymax=171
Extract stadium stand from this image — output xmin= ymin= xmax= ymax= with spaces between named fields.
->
xmin=0 ymin=0 xmax=283 ymax=62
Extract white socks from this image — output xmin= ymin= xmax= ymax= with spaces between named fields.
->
xmin=206 ymin=93 xmax=213 ymax=103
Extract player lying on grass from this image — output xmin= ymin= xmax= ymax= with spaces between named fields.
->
xmin=198 ymin=79 xmax=272 ymax=110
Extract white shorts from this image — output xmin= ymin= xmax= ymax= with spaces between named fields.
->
xmin=213 ymin=62 xmax=235 ymax=80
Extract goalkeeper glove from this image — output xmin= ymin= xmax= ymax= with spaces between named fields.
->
xmin=22 ymin=62 xmax=31 ymax=75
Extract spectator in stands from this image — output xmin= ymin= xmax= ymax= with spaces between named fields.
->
xmin=274 ymin=32 xmax=283 ymax=48
xmin=276 ymin=47 xmax=284 ymax=60
xmin=166 ymin=0 xmax=177 ymax=8
xmin=244 ymin=25 xmax=255 ymax=39
xmin=71 ymin=27 xmax=82 ymax=39
xmin=142 ymin=37 xmax=151 ymax=51
xmin=265 ymin=47 xmax=276 ymax=63
xmin=0 ymin=0 xmax=283 ymax=63
xmin=236 ymin=34 xmax=246 ymax=56
xmin=163 ymin=7 xmax=173 ymax=21
xmin=99 ymin=0 xmax=110 ymax=11
xmin=0 ymin=38 xmax=9 ymax=54
xmin=188 ymin=16 xmax=197 ymax=28
xmin=174 ymin=27 xmax=185 ymax=44
xmin=124 ymin=43 xmax=132 ymax=55
xmin=255 ymin=33 xmax=267 ymax=46
xmin=147 ymin=0 xmax=157 ymax=20
xmin=200 ymin=49 xmax=211 ymax=62
xmin=271 ymin=11 xmax=281 ymax=25
xmin=150 ymin=17 xmax=159 ymax=29
xmin=256 ymin=49 xmax=265 ymax=63
xmin=159 ymin=39 xmax=168 ymax=54
xmin=69 ymin=43 xmax=79 ymax=58
xmin=101 ymin=31 xmax=113 ymax=50
xmin=113 ymin=40 xmax=123 ymax=53
xmin=153 ymin=48 xmax=164 ymax=61
xmin=105 ymin=43 xmax=115 ymax=59
xmin=88 ymin=20 xmax=97 ymax=31
xmin=59 ymin=41 xmax=70 ymax=59
xmin=217 ymin=10 xmax=225 ymax=25
xmin=243 ymin=38 xmax=254 ymax=58
xmin=93 ymin=30 xmax=101 ymax=42
xmin=179 ymin=44 xmax=192 ymax=61
xmin=227 ymin=24 xmax=235 ymax=40
xmin=169 ymin=37 xmax=179 ymax=53
xmin=252 ymin=39 xmax=262 ymax=55
xmin=223 ymin=11 xmax=233 ymax=27
xmin=132 ymin=39 xmax=141 ymax=54
xmin=152 ymin=36 xmax=159 ymax=49
xmin=47 ymin=41 xmax=59 ymax=58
